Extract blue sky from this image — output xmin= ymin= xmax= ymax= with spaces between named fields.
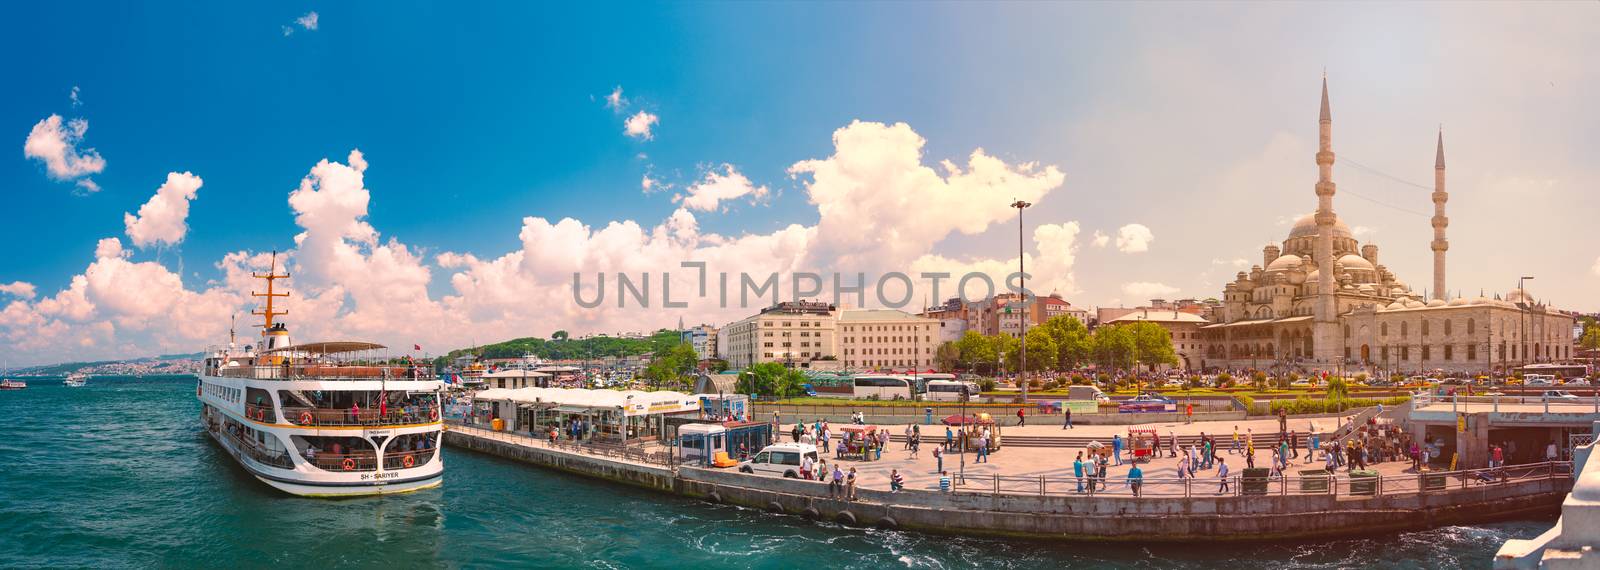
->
xmin=2 ymin=2 xmax=1596 ymax=364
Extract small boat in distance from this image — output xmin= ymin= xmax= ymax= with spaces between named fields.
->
xmin=64 ymin=373 xmax=87 ymax=387
xmin=0 ymin=379 xmax=24 ymax=391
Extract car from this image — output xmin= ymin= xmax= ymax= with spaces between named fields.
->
xmin=737 ymin=443 xmax=819 ymax=478
xmin=1119 ymin=394 xmax=1175 ymax=413
xmin=1566 ymin=378 xmax=1592 ymax=387
xmin=1484 ymin=391 xmax=1506 ymax=397
xmin=1542 ymin=390 xmax=1579 ymax=400
xmin=1290 ymin=379 xmax=1312 ymax=388
xmin=1526 ymin=377 xmax=1554 ymax=387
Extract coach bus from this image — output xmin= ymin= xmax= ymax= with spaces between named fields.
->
xmin=852 ymin=375 xmax=915 ymax=400
xmin=1520 ymin=363 xmax=1592 ymax=381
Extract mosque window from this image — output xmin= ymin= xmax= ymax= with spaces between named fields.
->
xmin=1467 ymin=319 xmax=1475 ymax=335
xmin=1343 ymin=325 xmax=1351 ymax=338
xmin=1422 ymin=345 xmax=1431 ymax=361
xmin=1444 ymin=345 xmax=1453 ymax=361
xmin=1444 ymin=320 xmax=1452 ymax=335
xmin=1401 ymin=322 xmax=1408 ymax=338
xmin=1467 ymin=345 xmax=1477 ymax=361
xmin=1421 ymin=320 xmax=1430 ymax=336
xmin=1381 ymin=323 xmax=1388 ymax=337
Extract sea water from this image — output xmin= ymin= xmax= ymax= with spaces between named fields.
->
xmin=0 ymin=377 xmax=1551 ymax=568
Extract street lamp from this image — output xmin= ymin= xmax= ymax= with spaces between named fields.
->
xmin=1519 ymin=276 xmax=1534 ymax=370
xmin=1012 ymin=199 xmax=1031 ymax=402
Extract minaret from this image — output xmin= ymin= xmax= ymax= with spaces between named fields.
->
xmin=1311 ymin=75 xmax=1341 ymax=367
xmin=1431 ymin=129 xmax=1448 ymax=301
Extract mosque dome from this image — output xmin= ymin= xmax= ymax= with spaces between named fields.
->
xmin=1338 ymin=254 xmax=1374 ymax=272
xmin=1287 ymin=213 xmax=1354 ymax=241
xmin=1405 ymin=299 xmax=1425 ymax=309
xmin=1471 ymin=296 xmax=1492 ymax=305
xmin=1447 ymin=297 xmax=1469 ymax=306
xmin=1426 ymin=298 xmax=1447 ymax=308
xmin=1386 ymin=300 xmax=1407 ymax=311
xmin=1506 ymin=288 xmax=1534 ymax=305
xmin=1266 ymin=254 xmax=1304 ymax=272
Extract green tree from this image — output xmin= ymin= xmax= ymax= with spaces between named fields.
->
xmin=993 ymin=334 xmax=1021 ymax=373
xmin=737 ymin=362 xmax=806 ymax=400
xmin=641 ymin=342 xmax=699 ymax=390
xmin=1091 ymin=325 xmax=1135 ymax=372
xmin=552 ymin=330 xmax=569 ymax=341
xmin=1326 ymin=376 xmax=1350 ymax=400
xmin=955 ymin=331 xmax=996 ymax=370
xmin=1023 ymin=328 xmax=1058 ymax=372
xmin=1128 ymin=321 xmax=1179 ymax=371
xmin=1581 ymin=317 xmax=1600 ymax=350
xmin=1041 ymin=316 xmax=1093 ymax=371
xmin=1251 ymin=370 xmax=1268 ymax=392
xmin=934 ymin=341 xmax=961 ymax=371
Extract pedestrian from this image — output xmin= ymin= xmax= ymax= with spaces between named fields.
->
xmin=829 ymin=464 xmax=844 ymax=497
xmin=1491 ymin=444 xmax=1504 ymax=468
xmin=1278 ymin=408 xmax=1288 ymax=435
xmin=1291 ymin=431 xmax=1300 ymax=459
xmin=890 ymin=468 xmax=904 ymax=492
xmin=1128 ymin=463 xmax=1144 ymax=497
xmin=1216 ymin=457 xmax=1231 ymax=494
xmin=1073 ymin=451 xmax=1085 ymax=493
xmin=1017 ymin=407 xmax=1026 ymax=427
xmin=1308 ymin=432 xmax=1320 ymax=464
xmin=800 ymin=454 xmax=813 ymax=480
xmin=977 ymin=434 xmax=989 ymax=463
xmin=933 ymin=444 xmax=943 ymax=473
xmin=939 ymin=470 xmax=952 ymax=493
xmin=1231 ymin=425 xmax=1241 ymax=455
xmin=1185 ymin=402 xmax=1194 ymax=424
xmin=1546 ymin=440 xmax=1560 ymax=463
xmin=1169 ymin=431 xmax=1178 ymax=458
xmin=846 ymin=467 xmax=858 ymax=501
xmin=1324 ymin=447 xmax=1337 ymax=475
xmin=1063 ymin=406 xmax=1073 ymax=429
xmin=1113 ymin=434 xmax=1124 ymax=466
xmin=904 ymin=424 xmax=913 ymax=450
xmin=909 ymin=432 xmax=921 ymax=459
xmin=945 ymin=426 xmax=954 ymax=451
xmin=819 ymin=425 xmax=830 ymax=454
xmin=1097 ymin=453 xmax=1110 ymax=491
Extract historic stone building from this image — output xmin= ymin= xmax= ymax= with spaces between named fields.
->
xmin=1198 ymin=78 xmax=1576 ymax=375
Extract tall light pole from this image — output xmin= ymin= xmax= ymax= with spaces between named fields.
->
xmin=1519 ymin=276 xmax=1534 ymax=370
xmin=1011 ymin=199 xmax=1032 ymax=402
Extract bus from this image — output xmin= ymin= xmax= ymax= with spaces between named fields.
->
xmin=853 ymin=375 xmax=914 ymax=400
xmin=923 ymin=379 xmax=979 ymax=402
xmin=1521 ymin=363 xmax=1592 ymax=381
xmin=908 ymin=373 xmax=956 ymax=393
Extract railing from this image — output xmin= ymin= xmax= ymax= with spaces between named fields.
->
xmin=446 ymin=422 xmax=677 ymax=468
xmin=305 ymin=452 xmax=379 ymax=472
xmin=953 ymin=461 xmax=1571 ymax=498
xmin=218 ymin=424 xmax=294 ymax=469
xmin=219 ymin=364 xmax=437 ymax=381
xmin=244 ymin=403 xmax=277 ymax=423
xmin=282 ymin=405 xmax=441 ymax=427
xmin=382 ymin=449 xmax=438 ymax=470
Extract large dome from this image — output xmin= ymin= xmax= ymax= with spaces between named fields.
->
xmin=1287 ymin=212 xmax=1353 ymax=241
xmin=1266 ymin=254 xmax=1304 ymax=272
xmin=1337 ymin=253 xmax=1374 ymax=272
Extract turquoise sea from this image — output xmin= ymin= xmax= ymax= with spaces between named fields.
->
xmin=0 ymin=376 xmax=1554 ymax=569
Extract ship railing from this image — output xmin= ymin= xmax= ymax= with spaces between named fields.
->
xmin=382 ymin=449 xmax=439 ymax=470
xmin=282 ymin=405 xmax=442 ymax=427
xmin=244 ymin=403 xmax=277 ymax=423
xmin=305 ymin=451 xmax=379 ymax=473
xmin=953 ymin=460 xmax=1571 ymax=498
xmin=445 ymin=421 xmax=677 ymax=467
xmin=220 ymin=423 xmax=295 ymax=469
xmin=220 ymin=365 xmax=437 ymax=382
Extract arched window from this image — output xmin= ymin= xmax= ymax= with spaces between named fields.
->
xmin=1344 ymin=325 xmax=1351 ymax=338
xmin=1401 ymin=322 xmax=1408 ymax=337
xmin=1467 ymin=318 xmax=1476 ymax=335
xmin=1381 ymin=323 xmax=1389 ymax=337
xmin=1444 ymin=319 xmax=1452 ymax=335
xmin=1421 ymin=320 xmax=1430 ymax=336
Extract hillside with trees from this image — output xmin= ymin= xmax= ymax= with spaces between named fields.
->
xmin=437 ymin=329 xmax=684 ymax=365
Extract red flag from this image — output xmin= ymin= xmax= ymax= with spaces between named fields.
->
xmin=414 ymin=344 xmax=422 ymax=351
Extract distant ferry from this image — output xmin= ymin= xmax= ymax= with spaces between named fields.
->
xmin=0 ymin=379 xmax=23 ymax=390
xmin=64 ymin=373 xmax=87 ymax=387
xmin=197 ymin=254 xmax=444 ymax=497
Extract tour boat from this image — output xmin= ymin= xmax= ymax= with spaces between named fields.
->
xmin=64 ymin=373 xmax=87 ymax=387
xmin=0 ymin=379 xmax=24 ymax=391
xmin=197 ymin=254 xmax=444 ymax=497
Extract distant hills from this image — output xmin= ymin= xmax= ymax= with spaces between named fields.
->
xmin=438 ymin=330 xmax=684 ymax=364
xmin=11 ymin=352 xmax=203 ymax=376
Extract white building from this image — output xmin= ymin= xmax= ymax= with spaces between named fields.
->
xmin=837 ymin=309 xmax=939 ymax=370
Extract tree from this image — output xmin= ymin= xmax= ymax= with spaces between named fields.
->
xmin=1128 ymin=322 xmax=1179 ymax=371
xmin=1023 ymin=328 xmax=1058 ymax=372
xmin=956 ymin=331 xmax=996 ymax=371
xmin=1326 ymin=376 xmax=1350 ymax=400
xmin=641 ymin=342 xmax=699 ymax=390
xmin=1041 ymin=316 xmax=1093 ymax=371
xmin=1581 ymin=317 xmax=1600 ymax=351
xmin=934 ymin=341 xmax=961 ymax=371
xmin=552 ymin=330 xmax=569 ymax=341
xmin=1251 ymin=370 xmax=1268 ymax=392
xmin=993 ymin=334 xmax=1021 ymax=373
xmin=737 ymin=362 xmax=806 ymax=400
xmin=1091 ymin=325 xmax=1135 ymax=372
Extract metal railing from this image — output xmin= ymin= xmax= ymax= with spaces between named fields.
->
xmin=305 ymin=452 xmax=379 ymax=472
xmin=244 ymin=403 xmax=277 ymax=423
xmin=282 ymin=405 xmax=441 ymax=427
xmin=447 ymin=422 xmax=677 ymax=468
xmin=381 ymin=449 xmax=438 ymax=470
xmin=218 ymin=424 xmax=295 ymax=469
xmin=955 ymin=461 xmax=1571 ymax=498
xmin=219 ymin=364 xmax=437 ymax=381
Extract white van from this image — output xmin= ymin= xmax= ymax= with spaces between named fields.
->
xmin=737 ymin=443 xmax=819 ymax=478
xmin=924 ymin=380 xmax=979 ymax=402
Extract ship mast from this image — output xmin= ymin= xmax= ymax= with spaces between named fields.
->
xmin=251 ymin=251 xmax=291 ymax=335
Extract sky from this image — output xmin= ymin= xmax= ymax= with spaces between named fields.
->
xmin=2 ymin=2 xmax=1597 ymax=366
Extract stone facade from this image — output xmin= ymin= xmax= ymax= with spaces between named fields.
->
xmin=836 ymin=309 xmax=938 ymax=370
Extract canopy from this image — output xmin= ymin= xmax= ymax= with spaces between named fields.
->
xmin=473 ymin=387 xmax=699 ymax=416
xmin=482 ymin=369 xmax=552 ymax=379
xmin=263 ymin=341 xmax=387 ymax=355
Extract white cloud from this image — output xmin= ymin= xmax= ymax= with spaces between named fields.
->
xmin=1592 ymin=256 xmax=1600 ymax=277
xmin=0 ymin=282 xmax=36 ymax=299
xmin=23 ymin=115 xmax=105 ymax=185
xmin=1114 ymin=223 xmax=1154 ymax=253
xmin=297 ymin=11 xmax=319 ymax=30
xmin=1121 ymin=281 xmax=1180 ymax=299
xmin=605 ymin=86 xmax=627 ymax=111
xmin=74 ymin=179 xmax=100 ymax=194
xmin=124 ymin=172 xmax=203 ymax=248
xmin=624 ymin=111 xmax=658 ymax=140
xmin=70 ymin=86 xmax=81 ymax=107
xmin=675 ymin=164 xmax=768 ymax=212
xmin=641 ymin=174 xmax=658 ymax=192
xmin=95 ymin=237 xmax=126 ymax=259
xmin=1091 ymin=230 xmax=1109 ymax=248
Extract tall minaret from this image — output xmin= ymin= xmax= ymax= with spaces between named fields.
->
xmin=1312 ymin=75 xmax=1341 ymax=367
xmin=1431 ymin=129 xmax=1448 ymax=301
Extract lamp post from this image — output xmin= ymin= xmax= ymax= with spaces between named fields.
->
xmin=1519 ymin=276 xmax=1534 ymax=370
xmin=959 ymin=388 xmax=968 ymax=485
xmin=1012 ymin=199 xmax=1031 ymax=402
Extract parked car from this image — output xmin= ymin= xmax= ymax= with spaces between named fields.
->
xmin=737 ymin=443 xmax=819 ymax=478
xmin=1290 ymin=379 xmax=1312 ymax=388
xmin=1526 ymin=376 xmax=1555 ymax=387
xmin=1119 ymin=394 xmax=1175 ymax=414
xmin=1542 ymin=390 xmax=1579 ymax=400
xmin=1565 ymin=378 xmax=1591 ymax=387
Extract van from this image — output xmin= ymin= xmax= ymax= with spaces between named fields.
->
xmin=924 ymin=380 xmax=979 ymax=402
xmin=737 ymin=443 xmax=819 ymax=478
xmin=1068 ymin=385 xmax=1109 ymax=402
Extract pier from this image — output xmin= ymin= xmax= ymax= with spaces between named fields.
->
xmin=443 ymin=417 xmax=1574 ymax=541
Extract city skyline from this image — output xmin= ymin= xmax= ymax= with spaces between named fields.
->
xmin=3 ymin=3 xmax=1598 ymax=366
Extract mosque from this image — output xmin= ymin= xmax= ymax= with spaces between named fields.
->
xmin=1195 ymin=78 xmax=1575 ymax=376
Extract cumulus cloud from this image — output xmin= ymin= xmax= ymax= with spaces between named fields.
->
xmin=910 ymin=222 xmax=1083 ymax=301
xmin=95 ymin=237 xmax=126 ymax=259
xmin=624 ymin=111 xmax=658 ymax=140
xmin=1592 ymin=256 xmax=1600 ymax=277
xmin=297 ymin=11 xmax=319 ymax=30
xmin=0 ymin=282 xmax=36 ymax=299
xmin=1114 ymin=223 xmax=1154 ymax=253
xmin=1122 ymin=281 xmax=1180 ymax=299
xmin=70 ymin=86 xmax=81 ymax=107
xmin=23 ymin=115 xmax=105 ymax=188
xmin=605 ymin=86 xmax=627 ymax=111
xmin=124 ymin=172 xmax=203 ymax=248
xmin=675 ymin=164 xmax=768 ymax=212
xmin=1091 ymin=230 xmax=1109 ymax=248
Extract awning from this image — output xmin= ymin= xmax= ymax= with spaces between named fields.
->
xmin=554 ymin=405 xmax=595 ymax=414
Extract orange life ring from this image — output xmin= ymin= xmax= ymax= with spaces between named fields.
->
xmin=429 ymin=409 xmax=439 ymax=422
xmin=342 ymin=458 xmax=356 ymax=471
xmin=299 ymin=411 xmax=314 ymax=424
xmin=253 ymin=408 xmax=265 ymax=421
xmin=402 ymin=455 xmax=416 ymax=468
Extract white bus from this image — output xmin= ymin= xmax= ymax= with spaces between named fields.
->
xmin=853 ymin=375 xmax=914 ymax=400
xmin=923 ymin=379 xmax=979 ymax=402
xmin=1521 ymin=363 xmax=1591 ymax=381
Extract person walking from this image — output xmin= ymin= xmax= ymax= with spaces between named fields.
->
xmin=846 ymin=467 xmax=858 ymax=501
xmin=1063 ymin=406 xmax=1073 ymax=429
xmin=933 ymin=444 xmax=943 ymax=473
xmin=977 ymin=434 xmax=989 ymax=463
xmin=1290 ymin=431 xmax=1300 ymax=459
xmin=1074 ymin=451 xmax=1086 ymax=493
xmin=944 ymin=426 xmax=954 ymax=451
xmin=1216 ymin=458 xmax=1231 ymax=494
xmin=904 ymin=424 xmax=914 ymax=450
xmin=1307 ymin=432 xmax=1320 ymax=464
xmin=909 ymin=431 xmax=921 ymax=459
xmin=1546 ymin=440 xmax=1560 ymax=463
xmin=1128 ymin=463 xmax=1144 ymax=497
xmin=1017 ymin=407 xmax=1026 ymax=427
xmin=1112 ymin=434 xmax=1124 ymax=466
xmin=1231 ymin=426 xmax=1241 ymax=456
xmin=1169 ymin=430 xmax=1178 ymax=458
xmin=1245 ymin=436 xmax=1255 ymax=469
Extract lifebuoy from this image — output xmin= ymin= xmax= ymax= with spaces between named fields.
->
xmin=342 ymin=458 xmax=356 ymax=471
xmin=429 ymin=409 xmax=439 ymax=422
xmin=254 ymin=408 xmax=265 ymax=421
xmin=402 ymin=455 xmax=415 ymax=468
xmin=299 ymin=411 xmax=313 ymax=424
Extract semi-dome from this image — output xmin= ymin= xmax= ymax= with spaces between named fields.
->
xmin=1287 ymin=212 xmax=1354 ymax=241
xmin=1266 ymin=254 xmax=1304 ymax=272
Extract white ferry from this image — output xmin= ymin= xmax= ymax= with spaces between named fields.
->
xmin=197 ymin=255 xmax=444 ymax=497
xmin=64 ymin=373 xmax=87 ymax=387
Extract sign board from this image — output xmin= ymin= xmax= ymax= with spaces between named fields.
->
xmin=1456 ymin=413 xmax=1467 ymax=433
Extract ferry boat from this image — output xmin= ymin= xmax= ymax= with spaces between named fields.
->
xmin=0 ymin=379 xmax=24 ymax=390
xmin=197 ymin=254 xmax=444 ymax=497
xmin=64 ymin=373 xmax=87 ymax=387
